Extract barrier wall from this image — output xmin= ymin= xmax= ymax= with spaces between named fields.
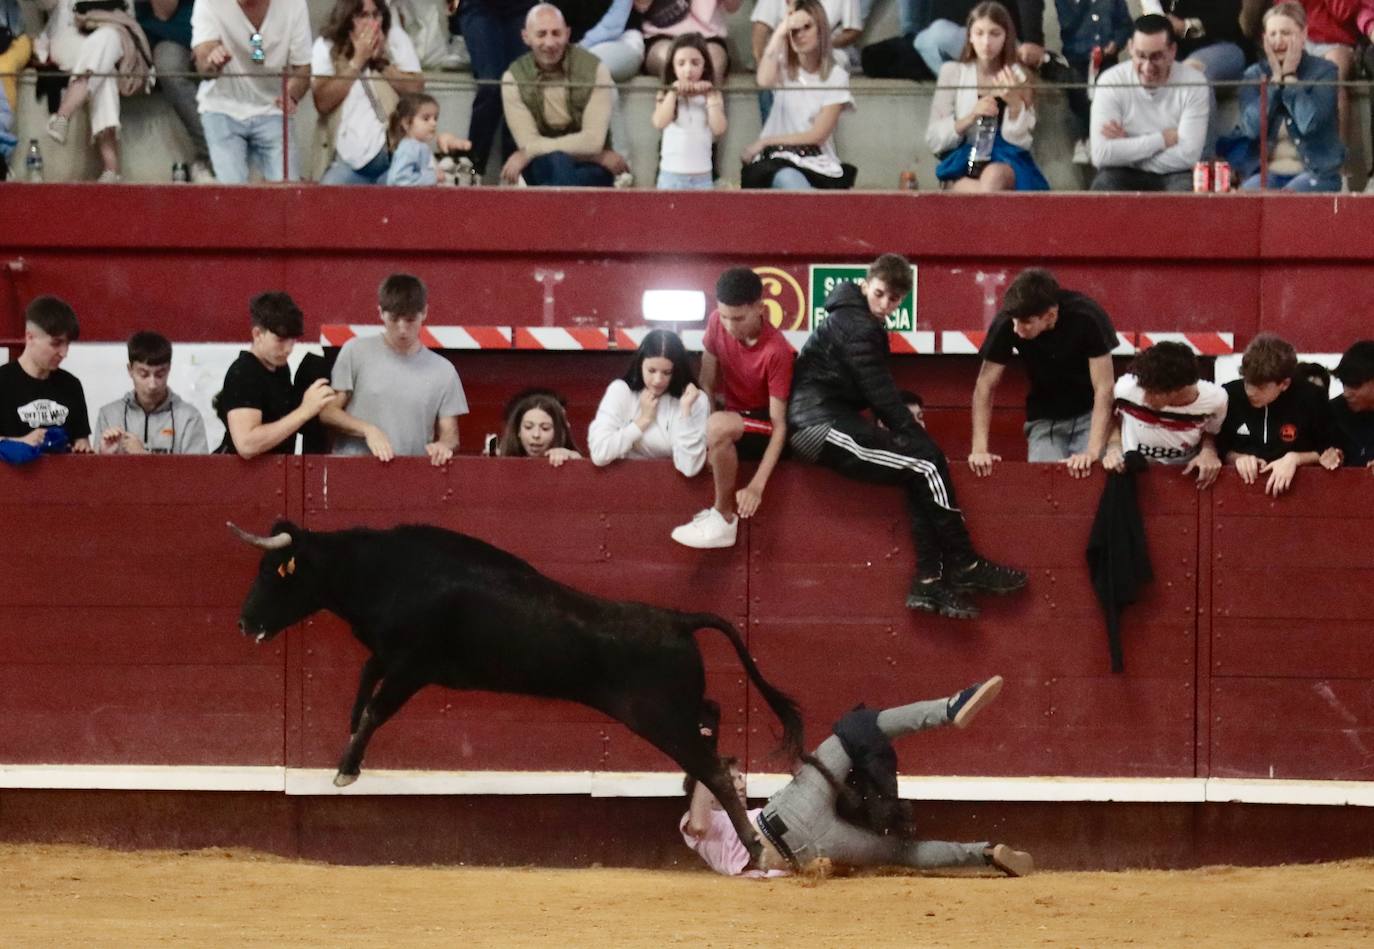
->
xmin=5 ymin=189 xmax=1374 ymax=353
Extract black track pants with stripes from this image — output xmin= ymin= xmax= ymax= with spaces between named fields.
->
xmin=811 ymin=416 xmax=975 ymax=580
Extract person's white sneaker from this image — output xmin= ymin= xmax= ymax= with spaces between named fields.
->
xmin=96 ymin=169 xmax=123 ymax=184
xmin=47 ymin=114 xmax=69 ymax=145
xmin=190 ymin=160 xmax=217 ymax=184
xmin=441 ymin=36 xmax=470 ymax=72
xmin=671 ymin=508 xmax=738 ymax=549
xmin=613 ymin=170 xmax=634 ymax=188
xmin=1072 ymin=138 xmax=1091 ymax=165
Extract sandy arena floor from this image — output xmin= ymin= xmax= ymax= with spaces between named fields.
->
xmin=4 ymin=844 xmax=1374 ymax=948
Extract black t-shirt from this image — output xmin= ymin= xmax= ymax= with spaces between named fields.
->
xmin=0 ymin=360 xmax=91 ymax=441
xmin=1217 ymin=379 xmax=1334 ymax=461
xmin=1330 ymin=395 xmax=1374 ymax=467
xmin=980 ymin=290 xmax=1116 ymax=421
xmin=215 ymin=351 xmax=299 ymax=455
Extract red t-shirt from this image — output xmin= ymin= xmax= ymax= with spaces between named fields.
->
xmin=702 ymin=310 xmax=795 ymax=414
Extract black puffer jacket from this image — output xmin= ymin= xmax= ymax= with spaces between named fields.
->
xmin=786 ymin=281 xmax=918 ymax=435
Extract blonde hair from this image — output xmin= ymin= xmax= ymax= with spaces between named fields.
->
xmin=785 ymin=0 xmax=835 ymax=82
xmin=1265 ymin=1 xmax=1307 ymax=30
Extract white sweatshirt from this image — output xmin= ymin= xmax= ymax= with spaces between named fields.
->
xmin=587 ymin=379 xmax=708 ymax=476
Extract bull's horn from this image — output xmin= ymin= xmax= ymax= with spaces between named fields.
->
xmin=227 ymin=521 xmax=293 ymax=550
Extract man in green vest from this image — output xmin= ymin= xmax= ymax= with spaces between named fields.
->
xmin=498 ymin=3 xmax=628 ymax=186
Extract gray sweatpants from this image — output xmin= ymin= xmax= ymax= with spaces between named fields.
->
xmin=762 ymin=697 xmax=989 ymax=870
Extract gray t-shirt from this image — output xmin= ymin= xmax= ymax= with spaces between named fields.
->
xmin=330 ymin=335 xmax=468 ymax=457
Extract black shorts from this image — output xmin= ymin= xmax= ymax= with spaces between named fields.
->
xmin=738 ymin=408 xmax=783 ymax=462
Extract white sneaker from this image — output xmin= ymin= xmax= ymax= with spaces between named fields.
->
xmin=613 ymin=170 xmax=634 ymax=189
xmin=440 ymin=36 xmax=470 ymax=72
xmin=96 ymin=169 xmax=123 ymax=184
xmin=190 ymin=160 xmax=217 ymax=184
xmin=671 ymin=508 xmax=738 ymax=549
xmin=47 ymin=114 xmax=69 ymax=145
xmin=1072 ymin=138 xmax=1091 ymax=165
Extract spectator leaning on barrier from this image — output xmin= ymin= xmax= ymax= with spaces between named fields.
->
xmin=499 ymin=3 xmax=628 ymax=186
xmin=0 ymin=295 xmax=92 ymax=453
xmin=322 ymin=274 xmax=467 ymax=467
xmin=137 ymin=0 xmax=215 ymax=182
xmin=494 ymin=387 xmax=582 ymax=465
xmin=1089 ymin=14 xmax=1208 ymax=193
xmin=96 ymin=331 xmax=209 ymax=454
xmin=1103 ymin=341 xmax=1226 ymax=488
xmin=969 ymin=267 xmax=1116 ymax=479
xmin=191 ymin=0 xmax=313 ymax=183
xmin=1329 ymin=339 xmax=1374 ymax=470
xmin=1216 ymin=332 xmax=1338 ymax=496
xmin=1231 ymin=1 xmax=1344 ymax=193
xmin=786 ymin=254 xmax=1027 ymax=620
xmin=216 ymin=292 xmax=336 ymax=457
xmin=670 ymin=267 xmax=794 ymax=550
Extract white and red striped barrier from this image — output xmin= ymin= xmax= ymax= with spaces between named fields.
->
xmin=888 ymin=331 xmax=937 ymax=354
xmin=320 ymin=325 xmax=512 ymax=349
xmin=513 ymin=327 xmax=609 ymax=350
xmin=1135 ymin=332 xmax=1234 ymax=355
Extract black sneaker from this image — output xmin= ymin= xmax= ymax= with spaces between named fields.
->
xmin=946 ymin=675 xmax=1003 ymax=728
xmin=949 ymin=558 xmax=1028 ymax=595
xmin=905 ymin=579 xmax=979 ymax=619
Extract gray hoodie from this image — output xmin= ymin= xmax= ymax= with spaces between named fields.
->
xmin=95 ymin=389 xmax=208 ymax=454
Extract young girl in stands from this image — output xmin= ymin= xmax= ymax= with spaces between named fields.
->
xmin=588 ymin=329 xmax=708 ymax=476
xmin=652 ymin=33 xmax=727 ymax=190
xmin=495 ymin=389 xmax=583 ymax=467
xmin=386 ymin=92 xmax=445 ymax=185
xmin=925 ymin=2 xmax=1048 ymax=192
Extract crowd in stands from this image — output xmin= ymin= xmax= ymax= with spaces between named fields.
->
xmin=5 ymin=261 xmax=1373 ymax=599
xmin=4 ymin=0 xmax=1374 ymax=189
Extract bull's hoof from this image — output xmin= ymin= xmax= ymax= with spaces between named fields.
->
xmin=333 ymin=771 xmax=359 ymax=788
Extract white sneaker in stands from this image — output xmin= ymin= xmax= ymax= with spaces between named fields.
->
xmin=613 ymin=170 xmax=634 ymax=189
xmin=96 ymin=169 xmax=122 ymax=184
xmin=1072 ymin=139 xmax=1091 ymax=165
xmin=190 ymin=160 xmax=217 ymax=184
xmin=47 ymin=114 xmax=69 ymax=145
xmin=671 ymin=508 xmax=738 ymax=549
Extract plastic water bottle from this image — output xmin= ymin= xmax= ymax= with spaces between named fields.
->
xmin=966 ymin=99 xmax=1004 ymax=179
xmin=25 ymin=140 xmax=43 ymax=183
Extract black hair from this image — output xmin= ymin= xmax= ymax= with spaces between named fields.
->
xmin=378 ymin=273 xmax=428 ymax=317
xmin=1134 ymin=13 xmax=1178 ymax=45
xmin=715 ymin=267 xmax=764 ymax=307
xmin=25 ymin=295 xmax=80 ymax=340
xmin=1295 ymin=361 xmax=1332 ymax=396
xmin=249 ymin=292 xmax=305 ymax=339
xmin=1334 ymin=340 xmax=1374 ymax=389
xmin=127 ymin=330 xmax=172 ymax=367
xmin=1130 ymin=341 xmax=1198 ymax=393
xmin=1002 ymin=268 xmax=1061 ymax=320
xmin=620 ymin=329 xmax=697 ymax=399
xmin=497 ymin=389 xmax=578 ymax=457
xmin=660 ymin=32 xmax=717 ymax=88
xmin=898 ymin=390 xmax=924 ymax=408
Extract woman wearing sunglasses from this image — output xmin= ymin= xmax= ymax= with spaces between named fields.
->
xmin=191 ymin=0 xmax=314 ymax=182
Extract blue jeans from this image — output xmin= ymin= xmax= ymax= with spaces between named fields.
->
xmin=657 ymin=169 xmax=712 ymax=189
xmin=524 ymin=151 xmax=613 ymax=187
xmin=460 ymin=0 xmax=531 ymax=172
xmin=771 ymin=167 xmax=812 ymax=190
xmin=202 ymin=111 xmax=299 ymax=183
xmin=1241 ymin=170 xmax=1341 ymax=192
xmin=1183 ymin=41 xmax=1246 ymax=82
xmin=913 ymin=19 xmax=965 ymax=77
xmin=320 ymin=146 xmax=390 ymax=185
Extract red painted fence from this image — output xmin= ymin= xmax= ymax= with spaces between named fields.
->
xmin=2 ymin=456 xmax=1371 ymax=786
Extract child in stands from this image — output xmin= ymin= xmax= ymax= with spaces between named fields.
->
xmin=386 ymin=92 xmax=471 ymax=185
xmin=652 ymin=33 xmax=727 ymax=190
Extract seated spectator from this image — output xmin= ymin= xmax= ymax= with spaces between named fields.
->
xmin=970 ymin=268 xmax=1116 ymax=478
xmin=1053 ymin=0 xmax=1130 ymax=165
xmin=1280 ymin=0 xmax=1372 ymax=153
xmin=495 ymin=388 xmax=582 ymax=465
xmin=862 ymin=0 xmax=1039 ymax=82
xmin=1329 ymin=339 xmax=1374 ymax=469
xmin=1089 ymin=14 xmax=1208 ymax=192
xmin=652 ymin=33 xmax=726 ymax=190
xmin=137 ymin=0 xmax=215 ymax=182
xmin=588 ymin=328 xmax=707 ymax=475
xmin=0 ymin=295 xmax=92 ymax=452
xmin=192 ymin=0 xmax=313 ymax=183
xmin=925 ymin=2 xmax=1047 ymax=193
xmin=1296 ymin=360 xmax=1332 ymax=395
xmin=1142 ymin=1 xmax=1249 ymax=82
xmin=670 ymin=267 xmax=793 ymax=550
xmin=638 ymin=0 xmax=738 ymax=81
xmin=752 ymin=0 xmax=861 ymax=75
xmin=1102 ymin=341 xmax=1226 ymax=487
xmin=460 ymin=0 xmax=536 ymax=182
xmin=310 ymin=0 xmax=425 ymax=185
xmin=216 ymin=292 xmax=337 ymax=457
xmin=742 ymin=0 xmax=855 ymax=191
xmin=1232 ymin=2 xmax=1343 ymax=193
xmin=322 ymin=274 xmax=467 ymax=466
xmin=499 ymin=3 xmax=628 ymax=186
xmin=1216 ymin=333 xmax=1338 ymax=496
xmin=39 ymin=0 xmax=150 ymax=183
xmin=96 ymin=331 xmax=209 ymax=454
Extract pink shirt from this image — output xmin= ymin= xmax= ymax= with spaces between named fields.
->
xmin=679 ymin=808 xmax=791 ymax=878
xmin=703 ymin=311 xmax=795 ymax=415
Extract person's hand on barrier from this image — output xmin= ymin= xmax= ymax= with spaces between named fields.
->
xmin=1184 ymin=447 xmax=1222 ymax=489
xmin=736 ymin=483 xmax=763 ymax=518
xmin=968 ymin=450 xmax=1001 ymax=477
xmin=679 ymin=382 xmax=702 ymax=417
xmin=501 ymin=148 xmax=530 ymax=184
xmin=1100 ymin=120 xmax=1126 ymax=140
xmin=101 ymin=427 xmax=147 ymax=454
xmin=1065 ymin=451 xmax=1095 ymax=479
xmin=1102 ymin=445 xmax=1125 ymax=473
xmin=1319 ymin=446 xmax=1343 ymax=469
xmin=635 ymin=388 xmax=660 ymax=430
xmin=70 ymin=437 xmax=93 ymax=454
xmin=1261 ymin=453 xmax=1301 ymax=496
xmin=545 ymin=447 xmax=579 ymax=467
xmin=425 ymin=441 xmax=453 ymax=467
xmin=300 ymin=378 xmax=337 ymax=417
xmin=364 ymin=425 xmax=395 ymax=463
xmin=1233 ymin=453 xmax=1261 ymax=484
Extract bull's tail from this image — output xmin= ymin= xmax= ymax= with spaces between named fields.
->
xmin=685 ymin=613 xmax=804 ymax=761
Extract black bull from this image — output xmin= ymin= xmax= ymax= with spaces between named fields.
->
xmin=230 ymin=520 xmax=803 ymax=865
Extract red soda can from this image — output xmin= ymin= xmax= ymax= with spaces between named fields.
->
xmin=1212 ymin=160 xmax=1232 ymax=193
xmin=1193 ymin=161 xmax=1212 ymax=193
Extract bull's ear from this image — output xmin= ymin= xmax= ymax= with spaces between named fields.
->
xmin=277 ymin=557 xmax=297 ymax=578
